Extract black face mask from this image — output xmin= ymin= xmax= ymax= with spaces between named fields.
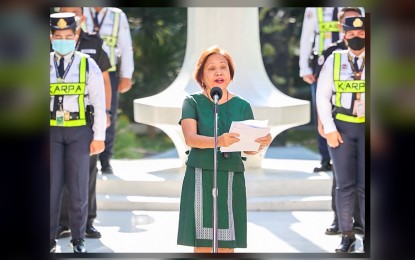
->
xmin=347 ymin=36 xmax=365 ymax=51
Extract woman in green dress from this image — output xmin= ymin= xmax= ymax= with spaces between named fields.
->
xmin=177 ymin=45 xmax=272 ymax=253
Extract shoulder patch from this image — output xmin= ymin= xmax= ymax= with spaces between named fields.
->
xmin=318 ymin=55 xmax=325 ymax=65
xmin=76 ymin=51 xmax=90 ymax=58
xmin=333 ymin=49 xmax=348 ymax=55
xmin=87 ymin=31 xmax=98 ymax=36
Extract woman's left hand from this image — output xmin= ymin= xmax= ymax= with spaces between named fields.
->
xmin=244 ymin=133 xmax=271 ymax=155
xmin=256 ymin=133 xmax=272 ymax=149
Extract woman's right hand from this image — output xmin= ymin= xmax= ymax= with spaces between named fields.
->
xmin=219 ymin=133 xmax=240 ymax=147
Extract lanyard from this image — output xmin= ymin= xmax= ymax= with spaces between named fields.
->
xmin=90 ymin=8 xmax=108 ymax=33
xmin=75 ymin=35 xmax=82 ymax=51
xmin=347 ymin=53 xmax=365 ymax=80
xmin=54 ymin=54 xmax=75 ymax=83
xmin=348 ymin=53 xmax=365 ymax=100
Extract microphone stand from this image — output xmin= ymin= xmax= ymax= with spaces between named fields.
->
xmin=212 ymin=95 xmax=219 ymax=253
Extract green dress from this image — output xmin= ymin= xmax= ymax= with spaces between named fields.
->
xmin=177 ymin=92 xmax=254 ymax=248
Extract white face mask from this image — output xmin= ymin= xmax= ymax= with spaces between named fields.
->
xmin=75 ymin=16 xmax=82 ymax=30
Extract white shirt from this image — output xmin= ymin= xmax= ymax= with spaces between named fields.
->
xmin=83 ymin=7 xmax=134 ymax=79
xmin=299 ymin=7 xmax=365 ymax=77
xmin=50 ymin=51 xmax=106 ymax=140
xmin=316 ymin=49 xmax=365 ymax=134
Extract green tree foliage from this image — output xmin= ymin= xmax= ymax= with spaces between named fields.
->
xmin=118 ymin=8 xmax=187 ymax=121
xmin=259 ymin=7 xmax=308 ymax=100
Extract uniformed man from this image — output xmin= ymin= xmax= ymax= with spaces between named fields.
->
xmin=299 ymin=7 xmax=364 ymax=172
xmin=316 ymin=16 xmax=366 ymax=253
xmin=53 ymin=6 xmax=112 ymax=241
xmin=314 ymin=7 xmax=364 ymax=237
xmin=50 ymin=12 xmax=106 ymax=253
xmin=84 ymin=7 xmax=134 ymax=174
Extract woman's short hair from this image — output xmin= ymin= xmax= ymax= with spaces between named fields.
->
xmin=194 ymin=45 xmax=235 ymax=89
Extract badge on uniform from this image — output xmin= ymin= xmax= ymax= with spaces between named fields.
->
xmin=353 ymin=100 xmax=365 ymax=118
xmin=64 ymin=111 xmax=70 ymax=121
xmin=56 ymin=110 xmax=64 ymax=126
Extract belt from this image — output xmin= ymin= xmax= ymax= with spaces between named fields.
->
xmin=332 ymin=106 xmax=356 ymax=117
xmin=50 ymin=111 xmax=81 ymax=120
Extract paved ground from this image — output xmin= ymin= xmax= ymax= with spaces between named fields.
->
xmin=54 ymin=210 xmax=365 ymax=254
xmin=53 ymin=146 xmax=367 ymax=256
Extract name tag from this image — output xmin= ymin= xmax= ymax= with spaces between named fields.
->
xmin=56 ymin=110 xmax=64 ymax=126
xmin=80 ymin=49 xmax=96 ymax=54
xmin=353 ymin=100 xmax=365 ymax=118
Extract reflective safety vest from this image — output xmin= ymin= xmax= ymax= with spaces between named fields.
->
xmin=316 ymin=8 xmax=340 ymax=55
xmin=333 ymin=52 xmax=365 ymax=123
xmin=101 ymin=11 xmax=120 ymax=72
xmin=50 ymin=57 xmax=87 ymax=127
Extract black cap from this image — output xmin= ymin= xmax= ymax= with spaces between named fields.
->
xmin=50 ymin=12 xmax=76 ymax=30
xmin=342 ymin=16 xmax=365 ymax=31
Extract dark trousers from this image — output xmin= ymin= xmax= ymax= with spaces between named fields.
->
xmin=331 ymin=167 xmax=362 ymax=227
xmin=59 ymin=154 xmax=98 ymax=227
xmin=311 ymin=82 xmax=331 ymax=162
xmin=99 ymin=71 xmax=119 ymax=166
xmin=328 ymin=119 xmax=365 ymax=233
xmin=50 ymin=126 xmax=92 ymax=240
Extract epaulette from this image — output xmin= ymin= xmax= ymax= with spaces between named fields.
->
xmin=76 ymin=51 xmax=91 ymax=59
xmin=87 ymin=31 xmax=98 ymax=36
xmin=332 ymin=49 xmax=348 ymax=55
xmin=109 ymin=7 xmax=122 ymax=13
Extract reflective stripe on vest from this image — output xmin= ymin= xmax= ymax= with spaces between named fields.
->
xmin=101 ymin=11 xmax=120 ymax=72
xmin=50 ymin=57 xmax=87 ymax=127
xmin=317 ymin=8 xmax=340 ymax=55
xmin=333 ymin=52 xmax=365 ymax=123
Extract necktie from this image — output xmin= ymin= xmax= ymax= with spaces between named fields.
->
xmin=58 ymin=57 xmax=65 ymax=78
xmin=353 ymin=56 xmax=360 ymax=72
xmin=53 ymin=58 xmax=65 ymax=112
xmin=351 ymin=56 xmax=360 ymax=106
xmin=331 ymin=7 xmax=339 ymax=42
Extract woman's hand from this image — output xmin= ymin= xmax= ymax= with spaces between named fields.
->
xmin=244 ymin=133 xmax=272 ymax=155
xmin=219 ymin=133 xmax=240 ymax=147
xmin=255 ymin=133 xmax=272 ymax=148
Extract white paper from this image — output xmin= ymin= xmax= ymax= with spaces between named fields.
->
xmin=220 ymin=120 xmax=270 ymax=152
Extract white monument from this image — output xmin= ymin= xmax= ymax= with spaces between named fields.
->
xmin=133 ymin=7 xmax=310 ymax=168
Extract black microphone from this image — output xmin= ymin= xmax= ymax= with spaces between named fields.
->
xmin=210 ymin=87 xmax=223 ymax=104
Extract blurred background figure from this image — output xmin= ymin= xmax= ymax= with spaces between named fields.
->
xmin=84 ymin=7 xmax=134 ymax=174
xmin=299 ymin=7 xmax=364 ymax=173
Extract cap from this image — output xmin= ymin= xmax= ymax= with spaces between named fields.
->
xmin=342 ymin=16 xmax=365 ymax=31
xmin=50 ymin=12 xmax=76 ymax=30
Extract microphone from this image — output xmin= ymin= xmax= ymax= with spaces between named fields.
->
xmin=210 ymin=87 xmax=223 ymax=104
